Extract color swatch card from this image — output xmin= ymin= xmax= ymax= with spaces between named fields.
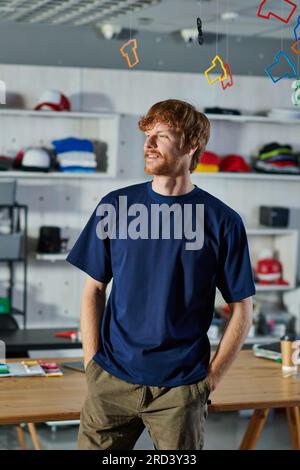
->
xmin=39 ymin=361 xmax=63 ymax=377
xmin=0 ymin=361 xmax=63 ymax=377
xmin=0 ymin=362 xmax=45 ymax=377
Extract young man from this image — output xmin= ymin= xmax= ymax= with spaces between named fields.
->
xmin=66 ymin=99 xmax=256 ymax=450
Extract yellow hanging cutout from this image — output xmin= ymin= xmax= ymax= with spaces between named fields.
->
xmin=204 ymin=55 xmax=228 ymax=85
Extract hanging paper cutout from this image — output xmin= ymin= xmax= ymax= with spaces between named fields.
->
xmin=257 ymin=0 xmax=297 ymax=24
xmin=293 ymin=14 xmax=300 ymax=40
xmin=265 ymin=50 xmax=297 ymax=83
xmin=120 ymin=38 xmax=139 ymax=68
xmin=291 ymin=39 xmax=300 ymax=54
xmin=205 ymin=55 xmax=228 ymax=85
xmin=291 ymin=80 xmax=300 ymax=105
xmin=221 ymin=63 xmax=234 ymax=90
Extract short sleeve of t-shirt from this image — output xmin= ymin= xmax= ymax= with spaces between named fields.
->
xmin=66 ymin=201 xmax=113 ymax=283
xmin=216 ymin=217 xmax=256 ymax=303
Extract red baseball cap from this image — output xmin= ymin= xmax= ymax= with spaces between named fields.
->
xmin=200 ymin=151 xmax=221 ymax=166
xmin=34 ymin=89 xmax=71 ymax=112
xmin=219 ymin=154 xmax=250 ymax=172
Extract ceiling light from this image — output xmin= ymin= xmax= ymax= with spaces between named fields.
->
xmin=98 ymin=23 xmax=122 ymax=40
xmin=221 ymin=12 xmax=239 ymax=21
xmin=180 ymin=28 xmax=198 ymax=44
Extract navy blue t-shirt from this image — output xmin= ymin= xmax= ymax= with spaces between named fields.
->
xmin=66 ymin=181 xmax=256 ymax=387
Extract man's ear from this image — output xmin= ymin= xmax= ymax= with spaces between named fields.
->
xmin=188 ymin=146 xmax=198 ymax=157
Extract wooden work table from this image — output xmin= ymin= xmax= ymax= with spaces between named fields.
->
xmin=0 ymin=350 xmax=299 ymax=450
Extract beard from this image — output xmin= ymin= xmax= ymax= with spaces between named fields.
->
xmin=144 ymin=152 xmax=175 ymax=175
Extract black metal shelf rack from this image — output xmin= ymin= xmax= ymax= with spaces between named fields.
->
xmin=0 ymin=204 xmax=28 ymax=328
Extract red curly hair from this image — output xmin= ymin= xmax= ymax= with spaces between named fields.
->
xmin=138 ymin=99 xmax=210 ymax=172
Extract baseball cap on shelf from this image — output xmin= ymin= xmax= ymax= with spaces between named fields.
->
xmin=219 ymin=154 xmax=250 ymax=172
xmin=34 ymin=89 xmax=71 ymax=112
xmin=195 ymin=151 xmax=221 ymax=173
xmin=15 ymin=147 xmax=52 ymax=172
xmin=200 ymin=151 xmax=221 ymax=166
xmin=255 ymin=249 xmax=289 ymax=286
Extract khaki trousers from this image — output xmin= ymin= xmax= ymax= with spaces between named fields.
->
xmin=78 ymin=359 xmax=211 ymax=450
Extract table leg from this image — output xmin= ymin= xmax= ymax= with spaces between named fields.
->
xmin=27 ymin=423 xmax=41 ymax=450
xmin=286 ymin=407 xmax=300 ymax=450
xmin=16 ymin=425 xmax=27 ymax=450
xmin=239 ymin=409 xmax=270 ymax=450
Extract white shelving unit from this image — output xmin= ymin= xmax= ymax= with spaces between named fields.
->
xmin=255 ymin=285 xmax=296 ymax=292
xmin=204 ymin=113 xmax=300 ymax=125
xmin=0 ymin=109 xmax=121 ymax=178
xmin=192 ymin=113 xmax=300 ymax=181
xmin=0 ymin=171 xmax=112 ymax=179
xmin=0 ymin=109 xmax=145 ymax=179
xmin=1 ymin=170 xmax=300 ymax=181
xmin=211 ymin=228 xmax=299 ymax=343
xmin=246 ymin=228 xmax=297 ymax=235
xmin=191 ymin=172 xmax=300 ymax=182
xmin=246 ymin=228 xmax=298 ymax=290
xmin=0 ymin=109 xmax=299 ymax=181
xmin=0 ymin=109 xmax=116 ymax=119
xmin=200 ymin=111 xmax=300 ymax=186
xmin=35 ymin=253 xmax=69 ymax=262
xmin=0 ymin=107 xmax=116 ymax=119
xmin=213 ymin=228 xmax=299 ymax=300
xmin=210 ymin=335 xmax=277 ymax=347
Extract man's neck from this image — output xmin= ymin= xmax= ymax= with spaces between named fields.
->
xmin=151 ymin=176 xmax=195 ymax=196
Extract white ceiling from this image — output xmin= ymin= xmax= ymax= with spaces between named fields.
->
xmin=0 ymin=0 xmax=298 ymax=39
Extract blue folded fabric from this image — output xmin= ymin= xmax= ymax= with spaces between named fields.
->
xmin=58 ymin=166 xmax=96 ymax=173
xmin=52 ymin=137 xmax=94 ymax=154
xmin=266 ymin=154 xmax=298 ymax=163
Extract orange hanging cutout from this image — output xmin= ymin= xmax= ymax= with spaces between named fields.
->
xmin=120 ymin=38 xmax=140 ymax=68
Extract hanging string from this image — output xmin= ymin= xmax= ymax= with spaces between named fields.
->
xmin=129 ymin=0 xmax=132 ymax=41
xmin=225 ymin=0 xmax=229 ymax=64
xmin=296 ymin=14 xmax=300 ymax=79
xmin=280 ymin=0 xmax=284 ymax=52
xmin=79 ymin=68 xmax=83 ymax=136
xmin=212 ymin=0 xmax=220 ymax=104
xmin=215 ymin=0 xmax=220 ymax=57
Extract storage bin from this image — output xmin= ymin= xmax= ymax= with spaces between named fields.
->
xmin=0 ymin=233 xmax=23 ymax=259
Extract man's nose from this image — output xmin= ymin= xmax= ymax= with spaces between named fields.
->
xmin=145 ymin=135 xmax=157 ymax=148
